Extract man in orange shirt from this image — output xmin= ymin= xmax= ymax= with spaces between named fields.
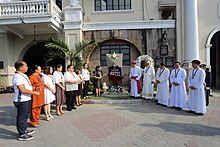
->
xmin=29 ymin=65 xmax=45 ymax=127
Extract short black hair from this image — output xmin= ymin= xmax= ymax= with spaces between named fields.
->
xmin=175 ymin=61 xmax=181 ymax=65
xmin=14 ymin=60 xmax=25 ymax=70
xmin=160 ymin=63 xmax=165 ymax=66
xmin=55 ymin=64 xmax=62 ymax=70
xmin=191 ymin=60 xmax=201 ymax=65
xmin=67 ymin=64 xmax=73 ymax=69
xmin=33 ymin=65 xmax=40 ymax=71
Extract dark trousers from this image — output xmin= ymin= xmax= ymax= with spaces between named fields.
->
xmin=206 ymin=89 xmax=210 ymax=106
xmin=65 ymin=91 xmax=76 ymax=110
xmin=83 ymin=81 xmax=89 ymax=98
xmin=13 ymin=100 xmax=31 ymax=136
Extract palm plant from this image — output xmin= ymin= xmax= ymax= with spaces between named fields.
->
xmin=45 ymin=37 xmax=95 ymax=69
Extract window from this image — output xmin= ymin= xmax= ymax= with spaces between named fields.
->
xmin=100 ymin=45 xmax=130 ymax=66
xmin=95 ymin=0 xmax=131 ymax=11
xmin=56 ymin=0 xmax=62 ymax=10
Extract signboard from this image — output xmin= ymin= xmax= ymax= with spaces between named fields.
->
xmin=160 ymin=43 xmax=169 ymax=56
xmin=165 ymin=56 xmax=174 ymax=67
xmin=108 ymin=66 xmax=122 ymax=76
xmin=0 ymin=61 xmax=3 ymax=69
xmin=155 ymin=57 xmax=163 ymax=67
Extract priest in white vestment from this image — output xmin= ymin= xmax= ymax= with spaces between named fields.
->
xmin=156 ymin=63 xmax=170 ymax=106
xmin=129 ymin=61 xmax=142 ymax=97
xmin=142 ymin=61 xmax=155 ymax=99
xmin=170 ymin=62 xmax=187 ymax=109
xmin=188 ymin=60 xmax=207 ymax=116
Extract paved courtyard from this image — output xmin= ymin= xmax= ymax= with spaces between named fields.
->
xmin=0 ymin=91 xmax=220 ymax=147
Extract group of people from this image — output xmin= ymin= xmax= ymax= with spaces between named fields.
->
xmin=130 ymin=59 xmax=210 ymax=116
xmin=12 ymin=61 xmax=92 ymax=141
xmin=12 ymin=59 xmax=210 ymax=141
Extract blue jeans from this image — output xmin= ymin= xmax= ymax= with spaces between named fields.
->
xmin=13 ymin=100 xmax=31 ymax=136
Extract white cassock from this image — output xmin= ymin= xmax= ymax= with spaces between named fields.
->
xmin=188 ymin=67 xmax=207 ymax=113
xmin=142 ymin=66 xmax=155 ymax=99
xmin=129 ymin=66 xmax=142 ymax=97
xmin=156 ymin=68 xmax=170 ymax=106
xmin=170 ymin=68 xmax=187 ymax=108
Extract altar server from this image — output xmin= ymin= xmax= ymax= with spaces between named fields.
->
xmin=188 ymin=60 xmax=207 ymax=116
xmin=156 ymin=63 xmax=170 ymax=106
xmin=170 ymin=61 xmax=187 ymax=110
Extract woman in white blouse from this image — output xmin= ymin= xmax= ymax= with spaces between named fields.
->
xmin=53 ymin=64 xmax=65 ymax=115
xmin=42 ymin=66 xmax=56 ymax=121
xmin=82 ymin=63 xmax=90 ymax=99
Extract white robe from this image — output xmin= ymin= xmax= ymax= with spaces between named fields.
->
xmin=170 ymin=68 xmax=187 ymax=108
xmin=156 ymin=68 xmax=170 ymax=106
xmin=142 ymin=66 xmax=155 ymax=99
xmin=188 ymin=67 xmax=207 ymax=113
xmin=129 ymin=66 xmax=142 ymax=97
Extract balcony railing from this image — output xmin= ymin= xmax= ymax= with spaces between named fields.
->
xmin=0 ymin=0 xmax=63 ymax=20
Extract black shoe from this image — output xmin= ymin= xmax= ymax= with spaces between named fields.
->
xmin=176 ymin=107 xmax=182 ymax=110
xmin=26 ymin=130 xmax=35 ymax=135
xmin=188 ymin=110 xmax=194 ymax=113
xmin=18 ymin=134 xmax=34 ymax=141
xmin=196 ymin=113 xmax=204 ymax=116
xmin=67 ymin=109 xmax=72 ymax=111
xmin=72 ymin=107 xmax=77 ymax=109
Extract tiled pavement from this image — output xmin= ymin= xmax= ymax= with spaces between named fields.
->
xmin=0 ymin=91 xmax=220 ymax=147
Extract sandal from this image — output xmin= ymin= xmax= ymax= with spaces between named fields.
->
xmin=46 ymin=117 xmax=51 ymax=121
xmin=49 ymin=115 xmax=54 ymax=119
xmin=56 ymin=112 xmax=62 ymax=116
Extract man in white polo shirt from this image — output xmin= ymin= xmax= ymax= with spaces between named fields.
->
xmin=13 ymin=60 xmax=40 ymax=141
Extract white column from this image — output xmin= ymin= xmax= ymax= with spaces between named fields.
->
xmin=71 ymin=0 xmax=79 ymax=6
xmin=184 ymin=0 xmax=199 ymax=62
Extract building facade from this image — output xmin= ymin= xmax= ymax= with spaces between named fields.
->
xmin=0 ymin=0 xmax=220 ymax=87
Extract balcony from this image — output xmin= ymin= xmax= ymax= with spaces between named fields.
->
xmin=0 ymin=0 xmax=63 ymax=37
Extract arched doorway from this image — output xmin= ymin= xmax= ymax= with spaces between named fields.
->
xmin=86 ymin=38 xmax=141 ymax=85
xmin=210 ymin=32 xmax=220 ymax=88
xmin=88 ymin=39 xmax=141 ymax=68
xmin=23 ymin=41 xmax=65 ymax=76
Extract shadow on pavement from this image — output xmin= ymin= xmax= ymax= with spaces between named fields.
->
xmin=0 ymin=128 xmax=17 ymax=140
xmin=0 ymin=106 xmax=16 ymax=126
xmin=140 ymin=122 xmax=220 ymax=136
xmin=112 ymin=90 xmax=220 ymax=116
xmin=112 ymin=101 xmax=197 ymax=116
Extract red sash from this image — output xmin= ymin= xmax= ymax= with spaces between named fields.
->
xmin=131 ymin=76 xmax=141 ymax=94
